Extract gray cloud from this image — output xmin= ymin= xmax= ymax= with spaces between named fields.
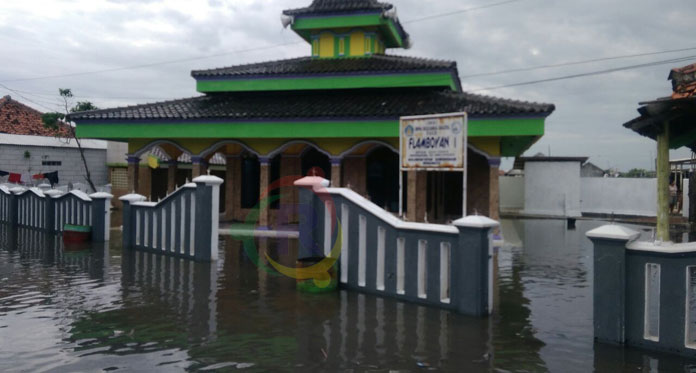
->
xmin=0 ymin=0 xmax=693 ymax=171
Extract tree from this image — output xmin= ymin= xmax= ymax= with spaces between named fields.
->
xmin=42 ymin=89 xmax=99 ymax=193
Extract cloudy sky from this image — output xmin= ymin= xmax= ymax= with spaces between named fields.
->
xmin=1 ymin=0 xmax=694 ymax=171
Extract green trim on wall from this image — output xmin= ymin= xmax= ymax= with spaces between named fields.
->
xmin=292 ymin=14 xmax=404 ymax=48
xmin=197 ymin=72 xmax=456 ymax=92
xmin=469 ymin=118 xmax=545 ymax=137
xmin=501 ymin=136 xmax=540 ymax=157
xmin=76 ymin=117 xmax=545 ymax=145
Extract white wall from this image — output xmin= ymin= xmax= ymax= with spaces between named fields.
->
xmin=500 ymin=176 xmax=524 ymax=212
xmin=107 ymin=141 xmax=129 ymax=165
xmin=523 ymin=161 xmax=582 ymax=217
xmin=0 ymin=144 xmax=107 ymax=186
xmin=580 ymin=178 xmax=657 ymax=217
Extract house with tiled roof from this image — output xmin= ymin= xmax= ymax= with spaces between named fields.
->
xmin=0 ymin=95 xmax=108 ymax=187
xmin=69 ymin=0 xmax=555 ymax=225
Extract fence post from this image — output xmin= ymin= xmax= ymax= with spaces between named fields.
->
xmin=119 ymin=193 xmax=146 ymax=250
xmin=90 ymin=192 xmax=114 ymax=242
xmin=44 ymin=190 xmax=62 ymax=233
xmin=294 ymin=177 xmax=331 ymax=260
xmin=586 ymin=225 xmax=639 ymax=344
xmin=452 ymin=215 xmax=499 ymax=317
xmin=192 ymin=175 xmax=224 ymax=262
xmin=8 ymin=187 xmax=24 ymax=227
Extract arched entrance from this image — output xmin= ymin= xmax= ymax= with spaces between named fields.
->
xmin=366 ymin=146 xmax=400 ymax=212
xmin=301 ymin=147 xmax=330 ymax=178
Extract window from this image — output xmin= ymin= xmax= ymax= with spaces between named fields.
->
xmin=110 ymin=168 xmax=128 ymax=189
xmin=338 ymin=37 xmax=346 ymax=56
xmin=42 ymin=160 xmax=61 ymax=166
xmin=311 ymin=37 xmax=320 ymax=57
xmin=644 ymin=263 xmax=660 ymax=342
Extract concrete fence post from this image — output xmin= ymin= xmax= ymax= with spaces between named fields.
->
xmin=119 ymin=193 xmax=146 ymax=250
xmin=193 ymin=175 xmax=224 ymax=262
xmin=586 ymin=224 xmax=640 ymax=344
xmin=44 ymin=190 xmax=62 ymax=233
xmin=8 ymin=187 xmax=24 ymax=227
xmin=294 ymin=177 xmax=331 ymax=260
xmin=453 ymin=215 xmax=500 ymax=317
xmin=90 ymin=192 xmax=114 ymax=242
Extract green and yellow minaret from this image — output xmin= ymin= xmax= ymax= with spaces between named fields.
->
xmin=282 ymin=0 xmax=412 ymax=58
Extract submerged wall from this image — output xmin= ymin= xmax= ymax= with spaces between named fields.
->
xmin=501 ymin=175 xmax=661 ymax=218
xmin=523 ymin=161 xmax=582 ymax=217
xmin=499 ymin=176 xmax=524 ymax=212
xmin=581 ymin=178 xmax=657 ymax=217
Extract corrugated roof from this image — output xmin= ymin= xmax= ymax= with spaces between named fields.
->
xmin=68 ymin=89 xmax=555 ymax=122
xmin=191 ymin=55 xmax=456 ymax=79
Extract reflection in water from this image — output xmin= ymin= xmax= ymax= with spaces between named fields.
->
xmin=0 ymin=222 xmax=696 ymax=371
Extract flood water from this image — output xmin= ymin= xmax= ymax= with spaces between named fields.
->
xmin=1 ymin=219 xmax=696 ymax=372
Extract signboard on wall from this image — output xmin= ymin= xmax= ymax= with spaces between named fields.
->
xmin=399 ymin=112 xmax=468 ymax=171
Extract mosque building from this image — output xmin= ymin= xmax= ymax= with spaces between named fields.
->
xmin=70 ymin=0 xmax=555 ymax=226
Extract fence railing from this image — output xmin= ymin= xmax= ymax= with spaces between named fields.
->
xmin=0 ymin=185 xmax=112 ymax=241
xmin=588 ymin=225 xmax=696 ymax=357
xmin=295 ymin=176 xmax=498 ymax=317
xmin=120 ymin=175 xmax=223 ymax=262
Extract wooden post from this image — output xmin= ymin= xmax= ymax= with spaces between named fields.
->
xmin=224 ymin=155 xmax=238 ymax=222
xmin=258 ymin=158 xmax=270 ymax=229
xmin=656 ymin=122 xmax=670 ymax=242
xmin=167 ymin=160 xmax=178 ymax=194
xmin=330 ymin=157 xmax=342 ymax=187
xmin=127 ymin=156 xmax=140 ymax=194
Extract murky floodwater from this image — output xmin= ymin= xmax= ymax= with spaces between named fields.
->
xmin=1 ymin=219 xmax=696 ymax=372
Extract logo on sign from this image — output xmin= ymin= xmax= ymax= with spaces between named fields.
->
xmin=451 ymin=121 xmax=463 ymax=135
xmin=404 ymin=125 xmax=415 ymax=137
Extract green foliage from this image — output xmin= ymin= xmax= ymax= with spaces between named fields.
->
xmin=71 ymin=101 xmax=99 ymax=113
xmin=41 ymin=88 xmax=98 ymax=129
xmin=41 ymin=112 xmax=63 ymax=130
xmin=622 ymin=168 xmax=652 ymax=178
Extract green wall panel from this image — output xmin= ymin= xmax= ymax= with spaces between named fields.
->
xmin=196 ymin=73 xmax=456 ymax=92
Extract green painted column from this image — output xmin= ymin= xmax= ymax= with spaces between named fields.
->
xmin=657 ymin=122 xmax=670 ymax=242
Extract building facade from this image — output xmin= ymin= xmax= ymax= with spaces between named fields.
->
xmin=0 ymin=95 xmax=108 ymax=187
xmin=70 ymin=0 xmax=555 ymax=226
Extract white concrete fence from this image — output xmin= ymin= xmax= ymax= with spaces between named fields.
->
xmin=120 ymin=175 xmax=224 ymax=262
xmin=0 ymin=184 xmax=112 ymax=241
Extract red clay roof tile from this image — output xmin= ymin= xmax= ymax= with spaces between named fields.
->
xmin=0 ymin=96 xmax=70 ymax=137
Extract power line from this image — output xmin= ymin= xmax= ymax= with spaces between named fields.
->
xmin=0 ymin=41 xmax=303 ymax=83
xmin=403 ymin=0 xmax=525 ymax=24
xmin=471 ymin=55 xmax=696 ymax=92
xmin=0 ymin=83 xmax=59 ymax=112
xmin=460 ymin=46 xmax=696 ymax=79
xmin=0 ymin=2 xmax=527 ymax=84
xmin=9 ymin=88 xmax=174 ymax=101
